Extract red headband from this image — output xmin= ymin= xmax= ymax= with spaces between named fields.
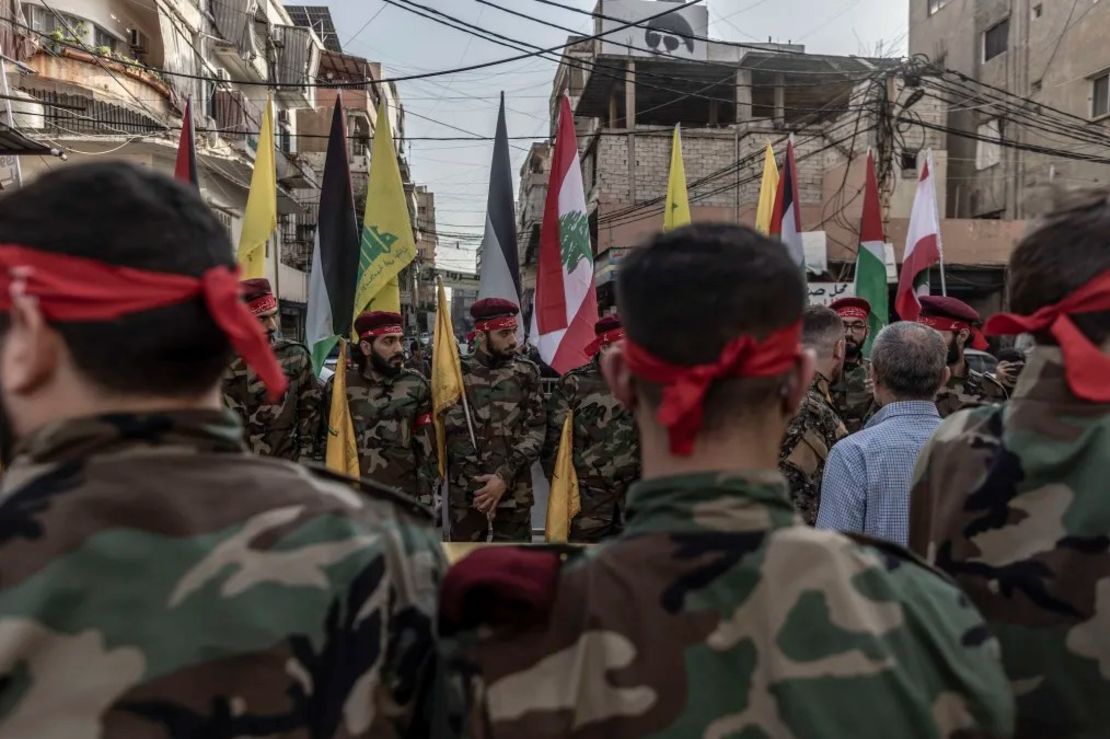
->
xmin=475 ymin=316 xmax=518 ymax=333
xmin=359 ymin=325 xmax=403 ymax=341
xmin=0 ymin=245 xmax=287 ymax=401
xmin=247 ymin=294 xmax=277 ymax=316
xmin=836 ymin=307 xmax=869 ymax=322
xmin=585 ymin=327 xmax=625 ymax=357
xmin=918 ymin=314 xmax=989 ymax=351
xmin=986 ymin=268 xmax=1110 ymax=402
xmin=623 ymin=323 xmax=802 ymax=456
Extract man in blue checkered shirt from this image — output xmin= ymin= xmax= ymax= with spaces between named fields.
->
xmin=816 ymin=321 xmax=949 ymax=545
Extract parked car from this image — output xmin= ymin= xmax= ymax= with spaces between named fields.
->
xmin=964 ymin=349 xmax=998 ymax=376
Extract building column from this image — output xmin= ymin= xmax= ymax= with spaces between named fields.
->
xmin=709 ymin=99 xmax=719 ymax=125
xmin=735 ymin=69 xmax=752 ymax=123
xmin=608 ymin=90 xmax=619 ymax=128
xmin=773 ymin=72 xmax=785 ymax=126
xmin=624 ymin=59 xmax=636 ymax=128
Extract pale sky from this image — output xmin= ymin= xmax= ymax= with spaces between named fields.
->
xmin=321 ymin=0 xmax=910 ymax=272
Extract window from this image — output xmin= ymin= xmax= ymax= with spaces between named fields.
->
xmin=1094 ymin=73 xmax=1110 ymax=118
xmin=900 ymin=150 xmax=919 ymax=171
xmin=93 ymin=27 xmax=116 ymax=52
xmin=976 ymin=119 xmax=1002 ymax=169
xmin=983 ymin=18 xmax=1009 ymax=61
xmin=927 ymin=0 xmax=950 ymax=15
xmin=1033 ymin=4 xmax=1043 ymax=19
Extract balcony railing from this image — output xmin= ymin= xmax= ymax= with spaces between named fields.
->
xmin=213 ymin=88 xmax=261 ymax=143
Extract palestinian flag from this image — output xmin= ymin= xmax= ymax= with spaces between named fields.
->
xmin=174 ymin=97 xmax=198 ymax=188
xmin=770 ymin=138 xmax=805 ymax=269
xmin=306 ymin=95 xmax=361 ymax=373
xmin=896 ymin=153 xmax=942 ymax=321
xmin=477 ymin=92 xmax=522 ymax=337
xmin=855 ymin=150 xmax=888 ymax=355
xmin=529 ymin=95 xmax=598 ymax=375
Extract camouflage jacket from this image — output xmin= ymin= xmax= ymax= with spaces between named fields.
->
xmin=450 ymin=470 xmax=1015 ymax=738
xmin=443 ymin=348 xmax=545 ymax=514
xmin=779 ymin=373 xmax=848 ymax=525
xmin=222 ymin=339 xmax=322 ymax=462
xmin=934 ymin=362 xmax=1008 ymax=418
xmin=0 ymin=409 xmax=448 ymax=738
xmin=909 ymin=347 xmax=1110 ymax=738
xmin=830 ymin=357 xmax=875 ymax=432
xmin=541 ymin=358 xmax=640 ymax=539
xmin=324 ymin=364 xmax=437 ymax=506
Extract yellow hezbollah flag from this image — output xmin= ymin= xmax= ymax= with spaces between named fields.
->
xmin=664 ymin=124 xmax=691 ymax=231
xmin=326 ymin=339 xmax=360 ymax=476
xmin=432 ymin=278 xmax=464 ymax=477
xmin=354 ymin=101 xmax=417 ymax=318
xmin=545 ymin=412 xmax=581 ymax=543
xmin=755 ymin=142 xmax=780 ymax=235
xmin=237 ymin=97 xmax=277 ymax=279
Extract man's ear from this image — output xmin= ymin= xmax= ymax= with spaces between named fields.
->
xmin=2 ymin=292 xmax=59 ymax=397
xmin=782 ymin=348 xmax=817 ymax=417
xmin=601 ymin=343 xmax=636 ymax=413
xmin=359 ymin=339 xmax=373 ymax=357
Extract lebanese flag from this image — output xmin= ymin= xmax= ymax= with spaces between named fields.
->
xmin=174 ymin=97 xmax=199 ymax=189
xmin=896 ymin=154 xmax=942 ymax=320
xmin=770 ymin=138 xmax=805 ymax=268
xmin=529 ymin=95 xmax=598 ymax=375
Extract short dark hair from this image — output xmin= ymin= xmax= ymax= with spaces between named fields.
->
xmin=0 ymin=162 xmax=234 ymax=396
xmin=1010 ymin=188 xmax=1110 ymax=345
xmin=802 ymin=305 xmax=844 ymax=358
xmin=617 ymin=223 xmax=806 ymax=430
xmin=871 ymin=322 xmax=947 ymax=400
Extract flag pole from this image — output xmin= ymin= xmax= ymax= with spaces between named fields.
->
xmin=929 ymin=149 xmax=948 ymax=297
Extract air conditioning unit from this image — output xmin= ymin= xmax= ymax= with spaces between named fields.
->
xmin=128 ymin=28 xmax=147 ymax=53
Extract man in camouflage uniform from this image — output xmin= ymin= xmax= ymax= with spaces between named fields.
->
xmin=323 ymin=311 xmax=436 ymax=506
xmin=443 ymin=298 xmax=545 ymax=542
xmin=910 ymin=191 xmax=1110 ymax=738
xmin=542 ymin=314 xmax=639 ymax=542
xmin=916 ymin=295 xmax=1007 ymax=417
xmin=221 ymin=278 xmax=321 ymax=462
xmin=0 ymin=163 xmax=448 ymax=737
xmin=779 ymin=305 xmax=848 ymax=524
xmin=829 ymin=296 xmax=876 ymax=431
xmin=442 ymin=224 xmax=1014 ymax=738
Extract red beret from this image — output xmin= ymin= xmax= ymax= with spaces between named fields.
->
xmin=355 ymin=311 xmax=403 ymax=339
xmin=240 ymin=278 xmax=272 ymax=302
xmin=595 ymin=314 xmax=622 ymax=335
xmin=470 ymin=297 xmax=519 ymax=320
xmin=919 ymin=295 xmax=981 ymax=324
xmin=829 ymin=297 xmax=871 ymax=320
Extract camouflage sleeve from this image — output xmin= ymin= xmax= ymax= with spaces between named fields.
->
xmin=495 ymin=363 xmax=547 ymax=486
xmin=295 ymin=352 xmax=323 ymax=465
xmin=541 ymin=373 xmax=574 ymax=481
xmin=413 ymin=377 xmax=437 ymax=503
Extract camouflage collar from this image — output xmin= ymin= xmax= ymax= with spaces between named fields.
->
xmin=474 ymin=346 xmax=511 ymax=369
xmin=623 ymin=470 xmax=799 ymax=535
xmin=813 ymin=373 xmax=834 ymax=403
xmin=1013 ymin=346 xmax=1103 ymax=404
xmin=10 ymin=409 xmax=246 ymax=467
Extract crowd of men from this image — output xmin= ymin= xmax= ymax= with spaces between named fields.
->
xmin=0 ymin=161 xmax=1105 ymax=738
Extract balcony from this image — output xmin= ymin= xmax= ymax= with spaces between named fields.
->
xmin=271 ymin=24 xmax=317 ymax=109
xmin=213 ymin=88 xmax=260 ymax=146
xmin=22 ymin=46 xmax=173 ymax=133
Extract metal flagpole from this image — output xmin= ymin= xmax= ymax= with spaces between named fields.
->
xmin=930 ymin=149 xmax=948 ymax=297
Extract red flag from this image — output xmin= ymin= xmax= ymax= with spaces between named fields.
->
xmin=174 ymin=98 xmax=199 ymax=189
xmin=896 ymin=157 xmax=942 ymax=320
xmin=768 ymin=139 xmax=805 ymax=268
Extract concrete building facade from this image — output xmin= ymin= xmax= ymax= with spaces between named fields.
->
xmin=516 ymin=0 xmax=1031 ymax=317
xmin=0 ymin=0 xmax=324 ymax=337
xmin=909 ymin=0 xmax=1110 ymax=219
